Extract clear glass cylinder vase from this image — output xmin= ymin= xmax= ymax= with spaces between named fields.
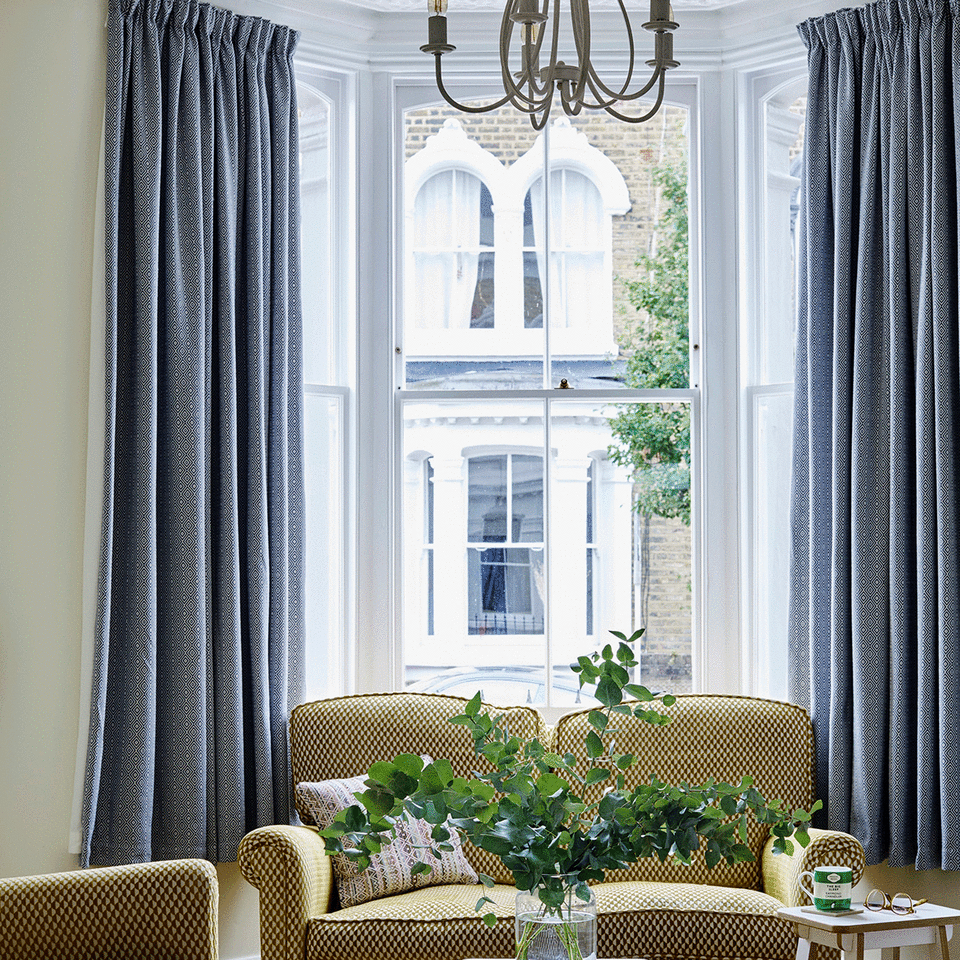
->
xmin=514 ymin=876 xmax=597 ymax=960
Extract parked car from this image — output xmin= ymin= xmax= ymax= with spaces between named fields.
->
xmin=406 ymin=665 xmax=598 ymax=708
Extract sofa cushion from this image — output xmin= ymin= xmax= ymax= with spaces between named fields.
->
xmin=304 ymin=881 xmax=798 ymax=960
xmin=306 ymin=884 xmax=515 ymax=960
xmin=297 ymin=776 xmax=477 ymax=907
xmin=596 ymin=881 xmax=796 ymax=960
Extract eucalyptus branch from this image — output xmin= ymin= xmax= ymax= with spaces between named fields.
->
xmin=318 ymin=628 xmax=820 ymax=927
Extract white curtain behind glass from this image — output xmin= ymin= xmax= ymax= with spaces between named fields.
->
xmin=529 ymin=169 xmax=604 ymax=330
xmin=413 ymin=170 xmax=481 ymax=329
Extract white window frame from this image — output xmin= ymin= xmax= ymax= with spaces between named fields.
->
xmin=288 ymin=3 xmax=817 ymax=704
xmin=736 ymin=59 xmax=808 ymax=699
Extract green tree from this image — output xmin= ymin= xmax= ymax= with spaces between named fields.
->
xmin=608 ymin=160 xmax=690 ymax=525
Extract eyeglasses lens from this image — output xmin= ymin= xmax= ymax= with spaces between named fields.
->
xmin=891 ymin=894 xmax=913 ymax=914
xmin=865 ymin=890 xmax=886 ymax=911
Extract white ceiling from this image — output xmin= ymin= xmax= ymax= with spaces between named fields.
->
xmin=332 ymin=0 xmax=747 ymax=9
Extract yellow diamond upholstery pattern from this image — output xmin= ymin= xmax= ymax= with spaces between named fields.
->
xmin=239 ymin=825 xmax=334 ymax=960
xmin=306 ymin=883 xmax=517 ymax=960
xmin=553 ymin=696 xmax=815 ymax=890
xmin=596 ymin=881 xmax=803 ymax=960
xmin=239 ymin=691 xmax=865 ymax=960
xmin=0 ymin=858 xmax=218 ymax=960
xmin=304 ymin=881 xmax=805 ymax=960
xmin=290 ymin=692 xmax=548 ymax=883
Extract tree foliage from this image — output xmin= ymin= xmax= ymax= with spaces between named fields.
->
xmin=608 ymin=161 xmax=691 ymax=524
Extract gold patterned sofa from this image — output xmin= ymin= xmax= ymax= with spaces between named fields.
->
xmin=238 ymin=693 xmax=864 ymax=960
xmin=0 ymin=857 xmax=218 ymax=960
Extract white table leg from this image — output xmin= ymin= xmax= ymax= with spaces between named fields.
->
xmin=794 ymin=936 xmax=814 ymax=960
xmin=839 ymin=932 xmax=864 ymax=960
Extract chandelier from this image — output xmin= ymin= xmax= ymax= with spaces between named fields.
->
xmin=420 ymin=0 xmax=679 ymax=129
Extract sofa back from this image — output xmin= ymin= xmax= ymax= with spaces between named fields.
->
xmin=290 ymin=691 xmax=814 ymax=893
xmin=552 ymin=694 xmax=815 ymax=890
xmin=290 ymin=691 xmax=548 ymax=883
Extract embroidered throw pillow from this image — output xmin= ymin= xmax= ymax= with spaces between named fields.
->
xmin=296 ymin=774 xmax=478 ymax=907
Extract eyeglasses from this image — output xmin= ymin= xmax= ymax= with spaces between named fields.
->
xmin=864 ymin=889 xmax=929 ymax=915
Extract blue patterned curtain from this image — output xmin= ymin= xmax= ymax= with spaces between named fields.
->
xmin=80 ymin=0 xmax=304 ymax=867
xmin=789 ymin=0 xmax=960 ymax=870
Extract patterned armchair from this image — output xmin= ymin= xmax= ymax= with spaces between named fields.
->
xmin=239 ymin=692 xmax=865 ymax=960
xmin=0 ymin=857 xmax=218 ymax=960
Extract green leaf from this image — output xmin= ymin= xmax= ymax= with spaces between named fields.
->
xmin=536 ymin=773 xmax=569 ymax=797
xmin=358 ymin=787 xmax=395 ymax=818
xmin=585 ymin=730 xmax=604 ymax=759
xmin=588 ymin=711 xmax=609 ymax=731
xmin=585 ymin=767 xmax=611 ymax=786
xmin=596 ymin=675 xmax=623 ymax=708
xmin=392 ymin=753 xmax=424 ymax=777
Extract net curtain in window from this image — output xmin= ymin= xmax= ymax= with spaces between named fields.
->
xmin=413 ymin=170 xmax=483 ymax=329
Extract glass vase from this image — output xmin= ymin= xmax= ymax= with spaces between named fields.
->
xmin=514 ymin=876 xmax=597 ymax=960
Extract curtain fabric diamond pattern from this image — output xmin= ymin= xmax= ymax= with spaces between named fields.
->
xmin=789 ymin=0 xmax=960 ymax=870
xmin=81 ymin=0 xmax=304 ymax=866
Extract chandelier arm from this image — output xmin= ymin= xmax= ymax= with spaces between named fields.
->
xmin=529 ymin=0 xmax=550 ymax=73
xmin=559 ymin=89 xmax=585 ymax=116
xmin=433 ymin=55 xmax=517 ymax=113
xmin=601 ymin=70 xmax=667 ymax=123
xmin=501 ymin=2 xmax=552 ymax=105
xmin=537 ymin=0 xmax=564 ymax=92
xmin=530 ymin=89 xmax=553 ymax=129
xmin=566 ymin=0 xmax=591 ymax=106
xmin=614 ymin=0 xmax=637 ymax=95
xmin=586 ymin=57 xmax=662 ymax=103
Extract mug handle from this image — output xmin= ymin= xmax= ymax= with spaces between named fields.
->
xmin=799 ymin=870 xmax=815 ymax=903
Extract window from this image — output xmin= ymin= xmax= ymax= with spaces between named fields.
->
xmin=467 ymin=453 xmax=545 ymax=635
xmin=399 ymin=101 xmax=695 ymax=706
xmin=526 ymin=169 xmax=605 ymax=331
xmin=297 ymin=70 xmax=355 ymax=701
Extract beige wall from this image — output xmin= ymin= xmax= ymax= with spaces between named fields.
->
xmin=1 ymin=2 xmax=959 ymax=959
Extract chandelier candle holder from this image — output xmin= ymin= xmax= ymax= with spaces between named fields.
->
xmin=420 ymin=0 xmax=679 ymax=128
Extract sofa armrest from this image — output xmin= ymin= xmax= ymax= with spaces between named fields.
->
xmin=761 ymin=827 xmax=866 ymax=907
xmin=0 ymin=858 xmax=218 ymax=960
xmin=238 ymin=824 xmax=335 ymax=960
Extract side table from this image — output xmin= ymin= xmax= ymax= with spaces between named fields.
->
xmin=778 ymin=902 xmax=960 ymax=960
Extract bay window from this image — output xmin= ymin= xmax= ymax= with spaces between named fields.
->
xmin=289 ymin=7 xmax=811 ymax=711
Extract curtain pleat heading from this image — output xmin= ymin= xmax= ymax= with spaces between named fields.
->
xmin=81 ymin=0 xmax=304 ymax=866
xmin=789 ymin=0 xmax=960 ymax=870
